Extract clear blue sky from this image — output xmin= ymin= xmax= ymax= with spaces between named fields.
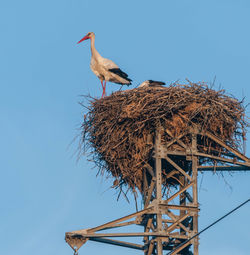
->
xmin=1 ymin=0 xmax=250 ymax=255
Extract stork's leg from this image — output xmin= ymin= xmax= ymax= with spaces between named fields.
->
xmin=101 ymin=80 xmax=105 ymax=98
xmin=104 ymin=80 xmax=107 ymax=97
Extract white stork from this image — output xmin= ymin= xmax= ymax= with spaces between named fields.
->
xmin=139 ymin=80 xmax=165 ymax=88
xmin=77 ymin=32 xmax=132 ymax=98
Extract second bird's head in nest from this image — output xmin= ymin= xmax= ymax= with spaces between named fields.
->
xmin=77 ymin=32 xmax=95 ymax=44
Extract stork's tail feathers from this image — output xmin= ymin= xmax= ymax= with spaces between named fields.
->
xmin=124 ymin=78 xmax=132 ymax=86
xmin=109 ymin=68 xmax=132 ymax=86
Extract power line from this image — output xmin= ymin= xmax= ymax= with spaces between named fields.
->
xmin=167 ymin=198 xmax=250 ymax=255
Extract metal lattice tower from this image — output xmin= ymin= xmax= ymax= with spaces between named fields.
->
xmin=65 ymin=127 xmax=250 ymax=255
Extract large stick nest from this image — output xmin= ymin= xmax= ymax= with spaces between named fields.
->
xmin=80 ymin=82 xmax=247 ymax=194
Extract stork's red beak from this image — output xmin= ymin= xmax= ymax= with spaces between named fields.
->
xmin=77 ymin=35 xmax=90 ymax=44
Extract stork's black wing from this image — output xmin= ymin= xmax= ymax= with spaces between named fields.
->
xmin=148 ymin=80 xmax=166 ymax=86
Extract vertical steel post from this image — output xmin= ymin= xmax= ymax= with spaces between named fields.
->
xmin=192 ymin=131 xmax=199 ymax=255
xmin=155 ymin=129 xmax=163 ymax=255
xmin=179 ymin=174 xmax=186 ymax=237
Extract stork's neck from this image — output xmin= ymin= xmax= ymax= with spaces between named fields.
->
xmin=90 ymin=36 xmax=102 ymax=60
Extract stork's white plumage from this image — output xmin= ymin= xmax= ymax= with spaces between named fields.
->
xmin=77 ymin=32 xmax=132 ymax=98
xmin=139 ymin=80 xmax=165 ymax=88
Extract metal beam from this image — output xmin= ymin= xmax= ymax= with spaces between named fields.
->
xmin=204 ymin=131 xmax=249 ymax=162
xmin=192 ymin=132 xmax=199 ymax=255
xmin=155 ymin=129 xmax=163 ymax=255
xmin=164 ymin=155 xmax=192 ymax=181
xmin=68 ymin=232 xmax=187 ymax=238
xmin=89 ymin=237 xmax=144 ymax=250
xmin=84 ymin=207 xmax=152 ymax=233
xmin=198 ymin=165 xmax=250 ymax=171
xmin=165 ymin=182 xmax=194 ymax=203
xmin=195 ymin=152 xmax=250 ymax=167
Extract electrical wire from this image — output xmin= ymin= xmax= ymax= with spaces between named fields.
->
xmin=167 ymin=198 xmax=250 ymax=255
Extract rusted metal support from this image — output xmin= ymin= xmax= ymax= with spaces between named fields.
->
xmin=192 ymin=131 xmax=199 ymax=255
xmin=89 ymin=237 xmax=144 ymax=250
xmin=155 ymin=129 xmax=163 ymax=255
xmin=204 ymin=131 xmax=249 ymax=162
xmin=198 ymin=165 xmax=250 ymax=171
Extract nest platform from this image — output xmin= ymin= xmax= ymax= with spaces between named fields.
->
xmin=81 ymin=82 xmax=247 ymax=194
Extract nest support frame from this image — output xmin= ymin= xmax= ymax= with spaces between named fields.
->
xmin=65 ymin=127 xmax=250 ymax=255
